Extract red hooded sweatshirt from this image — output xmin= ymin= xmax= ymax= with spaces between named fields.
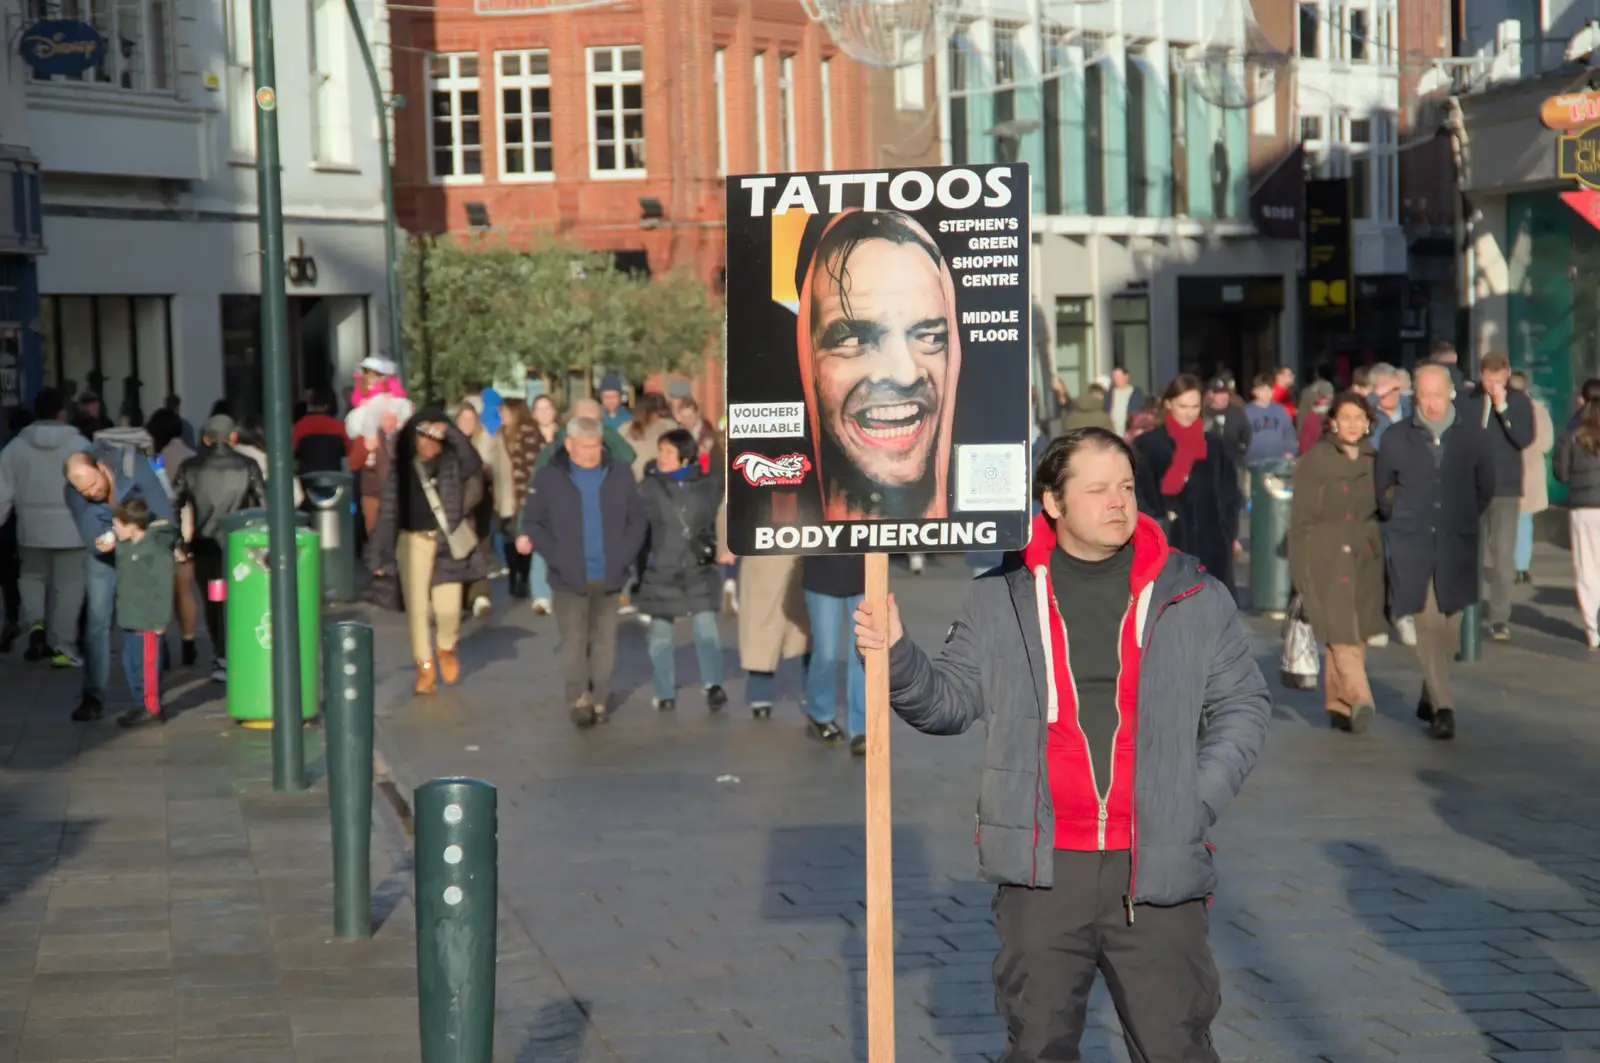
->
xmin=1020 ymin=509 xmax=1172 ymax=851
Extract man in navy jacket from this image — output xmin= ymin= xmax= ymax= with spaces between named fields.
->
xmin=518 ymin=416 xmax=647 ymax=728
xmin=63 ymin=443 xmax=172 ymax=722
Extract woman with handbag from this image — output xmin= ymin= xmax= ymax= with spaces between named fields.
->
xmin=364 ymin=409 xmax=488 ymax=694
xmin=634 ymin=428 xmax=729 ymax=712
xmin=1287 ymin=392 xmax=1386 ymax=732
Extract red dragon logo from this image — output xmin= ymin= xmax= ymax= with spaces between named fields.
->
xmin=733 ymin=452 xmax=812 ymax=486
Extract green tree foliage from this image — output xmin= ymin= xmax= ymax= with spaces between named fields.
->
xmin=403 ymin=235 xmax=722 ymax=404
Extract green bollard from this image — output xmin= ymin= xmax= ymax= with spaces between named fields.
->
xmin=1249 ymin=461 xmax=1294 ymax=616
xmin=323 ymin=621 xmax=374 ymax=940
xmin=415 ymin=779 xmax=497 ymax=1063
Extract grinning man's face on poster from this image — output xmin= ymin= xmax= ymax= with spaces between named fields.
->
xmin=807 ymin=218 xmax=953 ymax=515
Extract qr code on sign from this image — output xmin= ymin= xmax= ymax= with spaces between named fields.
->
xmin=954 ymin=444 xmax=1029 ymax=513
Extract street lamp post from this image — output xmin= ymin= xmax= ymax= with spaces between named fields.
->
xmin=342 ymin=0 xmax=406 ymax=376
xmin=250 ymin=0 xmax=307 ymax=791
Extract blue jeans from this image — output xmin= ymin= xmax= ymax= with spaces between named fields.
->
xmin=84 ymin=558 xmax=116 ymax=701
xmin=804 ymin=591 xmax=865 ymax=737
xmin=1515 ymin=512 xmax=1534 ymax=572
xmin=646 ymin=612 xmax=724 ymax=701
xmin=530 ymin=553 xmax=552 ymax=601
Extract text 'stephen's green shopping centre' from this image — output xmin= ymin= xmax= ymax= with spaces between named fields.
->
xmin=1460 ymin=72 xmax=1600 ymax=503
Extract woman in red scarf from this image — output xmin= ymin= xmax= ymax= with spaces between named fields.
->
xmin=1132 ymin=374 xmax=1242 ymax=593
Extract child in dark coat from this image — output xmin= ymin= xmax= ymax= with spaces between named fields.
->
xmin=110 ymin=498 xmax=178 ymax=727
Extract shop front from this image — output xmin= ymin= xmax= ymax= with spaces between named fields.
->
xmin=1460 ymin=73 xmax=1600 ymax=501
xmin=0 ymin=147 xmax=45 ymax=429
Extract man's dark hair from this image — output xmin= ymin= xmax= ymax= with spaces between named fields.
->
xmin=236 ymin=418 xmax=268 ymax=450
xmin=164 ymin=394 xmax=181 ymax=411
xmin=309 ymin=388 xmax=336 ymax=413
xmin=804 ymin=211 xmax=943 ymax=335
xmin=211 ymin=399 xmax=234 ymax=419
xmin=33 ymin=387 xmax=65 ymax=422
xmin=112 ymin=497 xmax=151 ymax=529
xmin=1250 ymin=373 xmax=1274 ymax=391
xmin=1034 ymin=428 xmax=1137 ymax=503
xmin=1351 ymin=366 xmax=1371 ymax=390
xmin=658 ymin=427 xmax=699 ymax=466
xmin=678 ymin=395 xmax=700 ymax=415
xmin=1583 ymin=378 xmax=1600 ymax=405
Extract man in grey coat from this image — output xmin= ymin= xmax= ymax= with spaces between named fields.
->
xmin=855 ymin=427 xmax=1271 ymax=1063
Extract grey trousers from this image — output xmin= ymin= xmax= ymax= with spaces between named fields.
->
xmin=994 ymin=850 xmax=1221 ymax=1063
xmin=1484 ymin=496 xmax=1520 ymax=626
xmin=551 ymin=582 xmax=619 ymax=708
xmin=18 ymin=546 xmax=86 ymax=651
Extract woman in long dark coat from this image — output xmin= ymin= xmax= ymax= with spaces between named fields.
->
xmin=1133 ymin=374 xmax=1241 ymax=592
xmin=1289 ymin=392 xmax=1387 ymax=732
xmin=365 ymin=408 xmax=488 ymax=694
xmin=635 ymin=428 xmax=728 ymax=712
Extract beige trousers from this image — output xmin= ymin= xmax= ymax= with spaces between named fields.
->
xmin=1323 ymin=643 xmax=1373 ymax=715
xmin=398 ymin=531 xmax=462 ymax=663
xmin=1414 ymin=581 xmax=1461 ymax=711
xmin=1572 ymin=509 xmax=1600 ymax=645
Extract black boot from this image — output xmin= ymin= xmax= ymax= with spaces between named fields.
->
xmin=509 ymin=569 xmax=529 ymax=599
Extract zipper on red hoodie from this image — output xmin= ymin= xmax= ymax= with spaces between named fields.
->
xmin=1123 ymin=581 xmax=1204 ymax=926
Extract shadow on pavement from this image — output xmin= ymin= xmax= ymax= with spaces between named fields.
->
xmin=765 ymin=823 xmax=949 ymax=1061
xmin=510 ymin=995 xmax=592 ymax=1063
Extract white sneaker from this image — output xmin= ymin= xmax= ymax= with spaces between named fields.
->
xmin=723 ymin=578 xmax=738 ymax=615
xmin=1395 ymin=616 xmax=1417 ymax=648
xmin=617 ymin=602 xmax=637 ymax=616
xmin=1587 ymin=631 xmax=1599 ymax=651
xmin=909 ymin=553 xmax=925 ymax=575
xmin=531 ymin=597 xmax=551 ymax=615
xmin=472 ymin=596 xmax=492 ymax=618
xmin=1366 ymin=633 xmax=1390 ymax=648
xmin=211 ymin=658 xmax=227 ymax=683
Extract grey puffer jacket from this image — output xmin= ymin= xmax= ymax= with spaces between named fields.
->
xmin=887 ymin=549 xmax=1271 ymax=905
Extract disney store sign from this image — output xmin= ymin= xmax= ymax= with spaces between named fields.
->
xmin=18 ymin=19 xmax=107 ymax=77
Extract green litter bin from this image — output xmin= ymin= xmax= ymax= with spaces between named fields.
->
xmin=1249 ymin=461 xmax=1294 ymax=617
xmin=225 ymin=521 xmax=321 ymax=725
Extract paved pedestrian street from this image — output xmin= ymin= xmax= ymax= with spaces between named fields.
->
xmin=369 ymin=545 xmax=1600 ymax=1063
xmin=0 ymin=660 xmax=424 ymax=1063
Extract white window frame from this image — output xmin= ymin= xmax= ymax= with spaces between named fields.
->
xmin=1296 ymin=2 xmax=1320 ymax=59
xmin=25 ymin=0 xmax=173 ymax=94
xmin=821 ymin=57 xmax=834 ymax=170
xmin=1376 ymin=112 xmax=1397 ymax=221
xmin=586 ymin=45 xmax=645 ymax=179
xmin=1349 ymin=7 xmax=1370 ymax=62
xmin=309 ymin=0 xmax=352 ymax=167
xmin=428 ymin=53 xmax=484 ymax=185
xmin=224 ymin=0 xmax=255 ymax=158
xmin=778 ymin=54 xmax=797 ymax=172
xmin=496 ymin=49 xmax=554 ymax=182
xmin=1329 ymin=2 xmax=1347 ymax=63
xmin=754 ymin=51 xmax=768 ymax=172
xmin=714 ymin=48 xmax=728 ymax=177
xmin=895 ymin=31 xmax=925 ymax=110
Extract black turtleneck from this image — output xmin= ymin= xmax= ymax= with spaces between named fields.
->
xmin=1049 ymin=543 xmax=1134 ymax=801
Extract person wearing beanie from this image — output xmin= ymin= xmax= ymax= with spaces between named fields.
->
xmin=598 ymin=374 xmax=632 ymax=431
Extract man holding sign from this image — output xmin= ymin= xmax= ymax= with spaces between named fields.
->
xmin=856 ymin=427 xmax=1271 ymax=1062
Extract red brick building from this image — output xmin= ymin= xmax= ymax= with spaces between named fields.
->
xmin=390 ymin=0 xmax=937 ymax=413
xmin=391 ymin=0 xmax=936 ymax=283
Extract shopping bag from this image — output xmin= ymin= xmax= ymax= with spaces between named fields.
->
xmin=1279 ymin=592 xmax=1320 ymax=691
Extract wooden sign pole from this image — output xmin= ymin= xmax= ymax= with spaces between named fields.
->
xmin=862 ymin=552 xmax=895 ymax=1062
